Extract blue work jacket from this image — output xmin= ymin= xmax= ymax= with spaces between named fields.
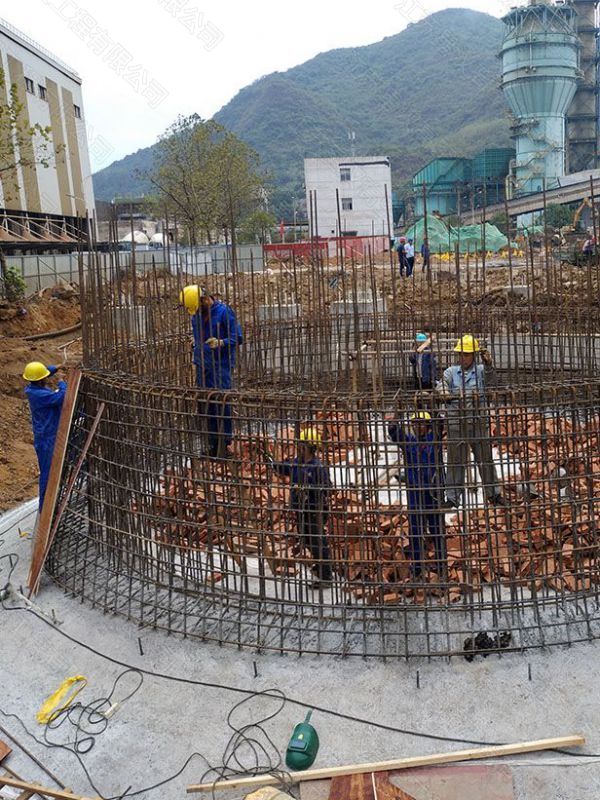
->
xmin=192 ymin=300 xmax=243 ymax=389
xmin=25 ymin=366 xmax=67 ymax=450
xmin=388 ymin=423 xmax=441 ymax=489
xmin=409 ymin=350 xmax=437 ymax=385
xmin=272 ymin=457 xmax=331 ymax=511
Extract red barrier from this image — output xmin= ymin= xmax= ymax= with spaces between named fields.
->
xmin=264 ymin=242 xmax=328 ymax=259
xmin=264 ymin=236 xmax=390 ymax=260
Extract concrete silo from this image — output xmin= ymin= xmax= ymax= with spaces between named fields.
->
xmin=500 ymin=1 xmax=580 ymax=196
xmin=566 ymin=0 xmax=599 ymax=172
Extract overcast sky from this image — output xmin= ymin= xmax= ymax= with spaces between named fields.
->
xmin=7 ymin=1 xmax=512 ymax=172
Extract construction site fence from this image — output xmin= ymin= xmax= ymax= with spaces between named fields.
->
xmin=6 ymin=251 xmax=167 ymax=294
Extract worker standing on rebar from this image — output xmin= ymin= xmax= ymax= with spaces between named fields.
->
xmin=23 ymin=362 xmax=67 ymax=511
xmin=405 ymin=238 xmax=416 ymax=277
xmin=388 ymin=411 xmax=446 ymax=577
xmin=409 ymin=332 xmax=438 ymax=391
xmin=264 ymin=428 xmax=333 ymax=586
xmin=181 ymin=284 xmax=243 ymax=458
xmin=436 ymin=335 xmax=504 ymax=509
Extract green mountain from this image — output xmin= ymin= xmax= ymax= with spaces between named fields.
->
xmin=92 ymin=8 xmax=512 ymax=215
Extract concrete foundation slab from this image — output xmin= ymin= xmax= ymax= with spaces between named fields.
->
xmin=1 ymin=502 xmax=600 ymax=800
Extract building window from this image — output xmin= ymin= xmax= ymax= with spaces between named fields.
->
xmin=24 ymin=77 xmax=35 ymax=94
xmin=341 ymin=197 xmax=353 ymax=211
xmin=340 ymin=167 xmax=351 ymax=182
xmin=38 ymin=84 xmax=47 ymax=101
xmin=74 ymin=104 xmax=82 ymax=119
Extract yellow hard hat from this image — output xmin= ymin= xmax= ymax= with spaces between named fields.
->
xmin=180 ymin=284 xmax=204 ymax=315
xmin=23 ymin=361 xmax=50 ymax=382
xmin=299 ymin=427 xmax=322 ymax=446
xmin=454 ymin=334 xmax=480 ymax=353
xmin=410 ymin=411 xmax=432 ymax=422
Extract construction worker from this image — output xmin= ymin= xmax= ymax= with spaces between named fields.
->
xmin=388 ymin=411 xmax=446 ymax=577
xmin=181 ymin=284 xmax=243 ymax=458
xmin=395 ymin=236 xmax=408 ymax=277
xmin=436 ymin=335 xmax=504 ymax=509
xmin=409 ymin=332 xmax=437 ymax=391
xmin=583 ymin=235 xmax=596 ymax=261
xmin=264 ymin=428 xmax=333 ymax=585
xmin=405 ymin=238 xmax=416 ymax=277
xmin=421 ymin=237 xmax=431 ymax=271
xmin=23 ymin=362 xmax=67 ymax=511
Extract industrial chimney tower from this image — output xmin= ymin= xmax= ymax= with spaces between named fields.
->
xmin=566 ymin=0 xmax=599 ymax=172
xmin=501 ymin=1 xmax=580 ymax=196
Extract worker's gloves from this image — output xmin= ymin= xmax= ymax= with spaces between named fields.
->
xmin=480 ymin=349 xmax=493 ymax=366
xmin=206 ymin=337 xmax=224 ymax=349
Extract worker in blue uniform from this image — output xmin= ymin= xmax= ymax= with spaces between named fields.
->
xmin=409 ymin=332 xmax=438 ymax=391
xmin=181 ymin=285 xmax=243 ymax=458
xmin=23 ymin=361 xmax=67 ymax=511
xmin=264 ymin=428 xmax=333 ymax=585
xmin=388 ymin=411 xmax=446 ymax=578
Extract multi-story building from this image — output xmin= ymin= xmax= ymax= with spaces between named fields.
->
xmin=0 ymin=17 xmax=94 ymax=251
xmin=304 ymin=156 xmax=393 ymax=238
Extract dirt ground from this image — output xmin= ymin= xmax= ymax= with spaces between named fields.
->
xmin=0 ymin=287 xmax=81 ymax=511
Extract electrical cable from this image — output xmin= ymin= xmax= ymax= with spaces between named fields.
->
xmin=11 ymin=601 xmax=585 ymax=750
xmin=1 ymin=598 xmax=599 ymax=800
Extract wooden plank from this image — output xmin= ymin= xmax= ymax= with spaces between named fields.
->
xmin=30 ymin=402 xmax=105 ymax=596
xmin=186 ymin=734 xmax=585 ymax=793
xmin=16 ymin=789 xmax=38 ymax=799
xmin=328 ymin=773 xmax=374 ymax=800
xmin=372 ymin=774 xmax=416 ymax=800
xmin=0 ymin=740 xmax=12 ymax=764
xmin=27 ymin=369 xmax=81 ymax=596
xmin=302 ymin=765 xmax=514 ymax=800
xmin=0 ymin=776 xmax=99 ymax=800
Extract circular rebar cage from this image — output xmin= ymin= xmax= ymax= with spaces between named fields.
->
xmin=47 ymin=247 xmax=600 ymax=658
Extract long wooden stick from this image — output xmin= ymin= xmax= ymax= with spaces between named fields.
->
xmin=30 ymin=401 xmax=105 ymax=596
xmin=0 ymin=775 xmax=99 ymax=800
xmin=27 ymin=369 xmax=81 ymax=595
xmin=186 ymin=734 xmax=585 ymax=793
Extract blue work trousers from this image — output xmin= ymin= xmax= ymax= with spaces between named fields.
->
xmin=196 ymin=366 xmax=233 ymax=457
xmin=35 ymin=441 xmax=55 ymax=511
xmin=407 ymin=487 xmax=446 ymax=576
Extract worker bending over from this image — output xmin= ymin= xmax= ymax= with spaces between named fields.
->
xmin=181 ymin=285 xmax=243 ymax=458
xmin=265 ymin=428 xmax=333 ymax=585
xmin=437 ymin=335 xmax=504 ymax=509
xmin=23 ymin=362 xmax=67 ymax=511
xmin=388 ymin=412 xmax=446 ymax=577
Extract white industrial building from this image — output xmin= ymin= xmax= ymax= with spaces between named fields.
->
xmin=0 ymin=17 xmax=95 ymax=249
xmin=304 ymin=156 xmax=393 ymax=238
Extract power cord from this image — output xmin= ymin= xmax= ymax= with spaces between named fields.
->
xmin=0 ymin=685 xmax=296 ymax=800
xmin=1 ymin=595 xmax=599 ymax=800
xmin=42 ymin=669 xmax=144 ymax=755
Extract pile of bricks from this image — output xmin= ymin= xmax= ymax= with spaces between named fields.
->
xmin=138 ymin=410 xmax=600 ymax=604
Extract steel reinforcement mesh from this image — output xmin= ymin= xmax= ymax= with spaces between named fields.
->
xmin=45 ymin=244 xmax=600 ymax=658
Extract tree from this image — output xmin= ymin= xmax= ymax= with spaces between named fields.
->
xmin=148 ymin=115 xmax=267 ymax=248
xmin=0 ymin=68 xmax=56 ymax=201
xmin=544 ymin=204 xmax=574 ymax=230
xmin=490 ymin=212 xmax=509 ymax=236
xmin=238 ymin=210 xmax=276 ymax=244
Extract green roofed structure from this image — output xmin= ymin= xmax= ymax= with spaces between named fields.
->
xmin=413 ymin=148 xmax=515 ymax=218
xmin=405 ymin=216 xmax=513 ymax=255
